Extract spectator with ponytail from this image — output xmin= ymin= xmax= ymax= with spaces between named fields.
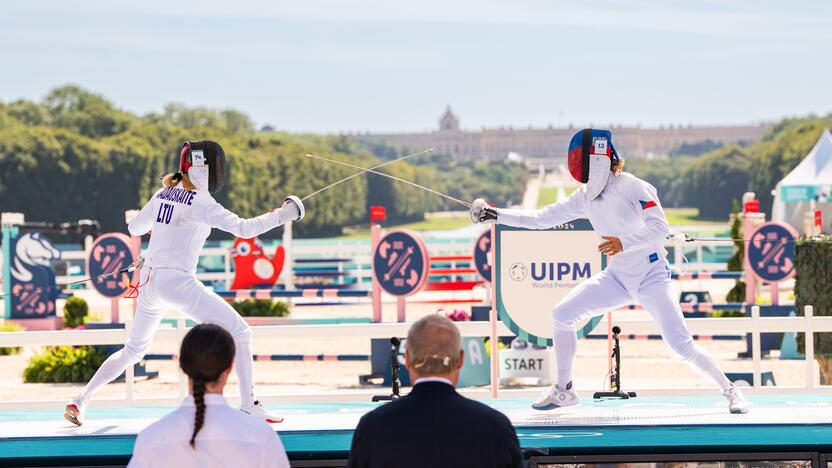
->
xmin=128 ymin=324 xmax=289 ymax=467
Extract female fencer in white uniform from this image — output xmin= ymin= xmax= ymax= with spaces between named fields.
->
xmin=65 ymin=140 xmax=304 ymax=425
xmin=470 ymin=129 xmax=749 ymax=414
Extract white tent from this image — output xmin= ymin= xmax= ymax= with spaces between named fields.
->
xmin=772 ymin=129 xmax=832 ymax=232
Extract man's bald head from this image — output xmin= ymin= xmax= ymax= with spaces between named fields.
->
xmin=406 ymin=315 xmax=463 ymax=376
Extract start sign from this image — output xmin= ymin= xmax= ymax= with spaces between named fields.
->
xmin=86 ymin=233 xmax=136 ymax=298
xmin=500 ymin=347 xmax=551 ymax=382
xmin=372 ymin=230 xmax=429 ymax=296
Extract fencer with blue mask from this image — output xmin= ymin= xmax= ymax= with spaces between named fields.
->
xmin=471 ymin=129 xmax=749 ymax=414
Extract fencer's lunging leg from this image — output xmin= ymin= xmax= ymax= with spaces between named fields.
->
xmin=76 ymin=278 xmax=164 ymax=404
xmin=176 ymin=277 xmax=257 ymax=408
xmin=550 ymin=270 xmax=632 ymax=387
xmin=638 ymin=271 xmax=732 ymax=392
xmin=533 ymin=270 xmax=633 ymax=410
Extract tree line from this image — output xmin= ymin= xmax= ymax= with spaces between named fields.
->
xmin=0 ymin=86 xmax=528 ymax=237
xmin=627 ymin=114 xmax=832 ymax=220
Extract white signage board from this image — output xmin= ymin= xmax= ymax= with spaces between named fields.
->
xmin=496 ymin=220 xmax=604 ymax=346
xmin=500 ymin=348 xmax=551 ymax=383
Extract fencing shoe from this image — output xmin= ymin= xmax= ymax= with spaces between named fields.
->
xmin=241 ymin=400 xmax=284 ymax=423
xmin=723 ymin=385 xmax=750 ymax=414
xmin=64 ymin=397 xmax=85 ymax=426
xmin=532 ymin=382 xmax=579 ymax=410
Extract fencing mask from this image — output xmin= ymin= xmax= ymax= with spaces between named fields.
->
xmin=567 ymin=129 xmax=620 ymax=200
xmin=177 ymin=140 xmax=226 ymax=193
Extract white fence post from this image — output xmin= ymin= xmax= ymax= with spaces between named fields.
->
xmin=805 ymin=305 xmax=815 ymax=390
xmin=224 ymin=248 xmax=231 ymax=291
xmin=177 ymin=318 xmax=187 ymax=399
xmin=283 ymin=221 xmax=294 ymax=291
xmin=751 ymin=305 xmax=761 ymax=388
xmin=125 ymin=319 xmax=134 ymax=402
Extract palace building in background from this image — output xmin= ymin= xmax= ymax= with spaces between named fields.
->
xmin=352 ymin=106 xmax=772 ymax=161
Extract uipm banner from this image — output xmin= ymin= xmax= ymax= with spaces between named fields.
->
xmin=495 ymin=219 xmax=604 ymax=346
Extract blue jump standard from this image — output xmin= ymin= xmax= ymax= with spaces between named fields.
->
xmin=1 ymin=395 xmax=831 ymax=466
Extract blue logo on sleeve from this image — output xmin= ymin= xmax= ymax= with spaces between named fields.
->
xmin=648 ymin=252 xmax=659 ymax=263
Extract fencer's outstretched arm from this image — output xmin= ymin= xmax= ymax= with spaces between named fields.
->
xmin=617 ymin=180 xmax=670 ymax=251
xmin=127 ymin=191 xmax=160 ymax=236
xmin=195 ymin=196 xmax=301 ymax=239
xmin=496 ymin=191 xmax=585 ymax=230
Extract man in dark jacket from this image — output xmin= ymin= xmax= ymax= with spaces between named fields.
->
xmin=348 ymin=315 xmax=523 ymax=468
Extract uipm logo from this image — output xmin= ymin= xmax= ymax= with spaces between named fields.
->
xmin=530 ymin=262 xmax=592 ymax=282
xmin=509 ymin=263 xmax=528 ymax=281
xmin=509 ymin=261 xmax=593 ymax=283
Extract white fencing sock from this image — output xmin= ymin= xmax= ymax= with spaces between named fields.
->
xmin=684 ymin=344 xmax=732 ymax=392
xmin=76 ymin=349 xmax=135 ymax=404
xmin=234 ymin=338 xmax=256 ymax=408
xmin=554 ymin=327 xmax=578 ymax=387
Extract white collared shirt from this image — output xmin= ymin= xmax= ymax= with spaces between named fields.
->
xmin=128 ymin=394 xmax=290 ymax=468
xmin=412 ymin=377 xmax=454 ymax=386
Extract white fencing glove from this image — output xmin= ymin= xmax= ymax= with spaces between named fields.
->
xmin=282 ymin=196 xmax=305 ymax=222
xmin=470 ymin=198 xmax=497 ymax=224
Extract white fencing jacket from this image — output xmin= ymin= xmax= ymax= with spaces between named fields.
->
xmin=497 ymin=172 xmax=671 ymax=277
xmin=128 ymin=394 xmax=290 ymax=468
xmin=129 ymin=184 xmax=294 ymax=273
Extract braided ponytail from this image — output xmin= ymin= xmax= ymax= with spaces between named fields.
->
xmin=179 ymin=324 xmax=236 ymax=451
xmin=190 ymin=380 xmax=206 ymax=448
xmin=161 ymin=173 xmax=196 ymax=191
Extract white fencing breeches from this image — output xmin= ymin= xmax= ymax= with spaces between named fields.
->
xmin=551 ymin=259 xmax=732 ymax=392
xmin=77 ymin=268 xmax=255 ymax=407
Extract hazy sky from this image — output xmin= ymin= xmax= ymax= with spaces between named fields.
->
xmin=2 ymin=0 xmax=830 ymax=133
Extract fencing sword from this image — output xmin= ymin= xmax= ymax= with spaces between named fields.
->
xmin=300 ymin=148 xmax=435 ymax=202
xmin=0 ymin=258 xmax=144 ymax=298
xmin=670 ymin=233 xmax=830 ymax=243
xmin=305 ymin=153 xmax=472 ymax=208
xmin=670 ymin=233 xmax=733 ymax=243
xmin=64 ymin=257 xmax=144 ymax=287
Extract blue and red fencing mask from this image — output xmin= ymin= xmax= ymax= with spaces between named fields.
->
xmin=568 ymin=129 xmax=620 ymax=200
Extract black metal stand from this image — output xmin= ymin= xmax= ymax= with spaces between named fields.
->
xmin=372 ymin=337 xmax=401 ymax=402
xmin=593 ymin=326 xmax=637 ymax=399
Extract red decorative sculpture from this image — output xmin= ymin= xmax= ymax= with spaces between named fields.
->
xmin=230 ymin=237 xmax=285 ymax=290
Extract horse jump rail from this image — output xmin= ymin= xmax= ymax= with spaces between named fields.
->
xmin=671 ymin=271 xmax=744 ymax=280
xmin=621 ymin=303 xmax=746 ymax=312
xmin=144 ymin=353 xmax=369 ymax=361
xmin=218 ymin=289 xmax=371 ymax=300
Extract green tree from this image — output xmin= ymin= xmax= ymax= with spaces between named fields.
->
xmin=44 ymin=85 xmax=135 ymax=138
xmin=0 ymin=85 xmax=523 ymax=237
xmin=725 ymin=200 xmax=746 ymax=302
xmin=6 ymin=100 xmax=52 ymax=126
xmin=795 ymin=238 xmax=832 ymax=384
xmin=678 ymin=146 xmax=751 ymax=219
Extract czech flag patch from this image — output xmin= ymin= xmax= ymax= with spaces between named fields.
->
xmin=639 ymin=200 xmax=657 ymax=210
